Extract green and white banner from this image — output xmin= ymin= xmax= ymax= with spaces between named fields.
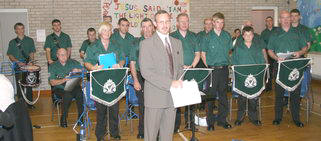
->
xmin=232 ymin=64 xmax=269 ymax=99
xmin=276 ymin=58 xmax=311 ymax=91
xmin=182 ymin=68 xmax=212 ymax=88
xmin=90 ymin=68 xmax=129 ymax=106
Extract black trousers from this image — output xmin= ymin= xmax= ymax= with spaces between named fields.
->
xmin=266 ymin=57 xmax=275 ymax=90
xmin=236 ymin=96 xmax=259 ymax=121
xmin=95 ymin=102 xmax=120 ymax=140
xmin=53 ymin=86 xmax=83 ymax=120
xmin=15 ymin=73 xmax=33 ymax=103
xmin=206 ymin=66 xmax=229 ymax=126
xmin=135 ymin=71 xmax=145 ymax=135
xmin=274 ymin=83 xmax=301 ymax=122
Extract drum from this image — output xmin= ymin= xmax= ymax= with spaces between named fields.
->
xmin=19 ymin=65 xmax=41 ymax=87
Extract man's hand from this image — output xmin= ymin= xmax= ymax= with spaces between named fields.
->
xmin=292 ymin=52 xmax=301 ymax=58
xmin=48 ymin=59 xmax=54 ymax=65
xmin=112 ymin=64 xmax=121 ymax=68
xmin=277 ymin=57 xmax=285 ymax=62
xmin=133 ymin=80 xmax=142 ymax=91
xmin=17 ymin=62 xmax=26 ymax=67
xmin=93 ymin=64 xmax=103 ymax=70
xmin=72 ymin=68 xmax=82 ymax=73
xmin=183 ymin=65 xmax=192 ymax=69
xmin=171 ymin=80 xmax=183 ymax=88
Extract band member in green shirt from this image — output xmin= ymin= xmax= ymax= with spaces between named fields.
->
xmin=232 ymin=26 xmax=266 ymax=126
xmin=267 ymin=10 xmax=307 ymax=127
xmin=84 ymin=22 xmax=125 ymax=140
xmin=170 ymin=13 xmax=200 ymax=132
xmin=290 ymin=9 xmax=312 ymax=50
xmin=48 ymin=48 xmax=83 ymax=128
xmin=201 ymin=12 xmax=233 ymax=130
xmin=79 ymin=28 xmax=97 ymax=59
xmin=44 ymin=19 xmax=72 ymax=65
xmin=7 ymin=22 xmax=36 ymax=109
xmin=129 ymin=17 xmax=155 ymax=139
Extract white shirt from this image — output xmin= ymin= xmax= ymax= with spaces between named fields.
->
xmin=156 ymin=30 xmax=172 ymax=47
xmin=0 ymin=74 xmax=15 ymax=111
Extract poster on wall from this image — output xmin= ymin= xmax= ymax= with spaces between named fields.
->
xmin=297 ymin=0 xmax=321 ymax=28
xmin=101 ymin=0 xmax=190 ymax=37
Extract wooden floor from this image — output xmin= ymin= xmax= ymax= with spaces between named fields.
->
xmin=30 ymin=80 xmax=321 ymax=141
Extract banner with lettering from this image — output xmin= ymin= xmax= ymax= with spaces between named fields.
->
xmin=102 ymin=0 xmax=190 ymax=37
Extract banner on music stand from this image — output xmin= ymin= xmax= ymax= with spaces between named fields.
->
xmin=183 ymin=68 xmax=212 ymax=88
xmin=90 ymin=68 xmax=128 ymax=106
xmin=276 ymin=58 xmax=311 ymax=92
xmin=232 ymin=64 xmax=268 ymax=99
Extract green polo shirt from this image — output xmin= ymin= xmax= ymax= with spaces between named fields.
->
xmin=170 ymin=30 xmax=200 ymax=65
xmin=110 ymin=30 xmax=135 ymax=57
xmin=84 ymin=39 xmax=125 ymax=66
xmin=293 ymin=24 xmax=312 ymax=43
xmin=197 ymin=30 xmax=210 ymax=44
xmin=44 ymin=32 xmax=72 ymax=61
xmin=79 ymin=39 xmax=96 ymax=54
xmin=7 ymin=36 xmax=36 ymax=62
xmin=267 ymin=27 xmax=306 ymax=54
xmin=129 ymin=37 xmax=145 ymax=71
xmin=232 ymin=41 xmax=265 ymax=65
xmin=201 ymin=30 xmax=233 ymax=66
xmin=48 ymin=59 xmax=82 ymax=90
xmin=261 ymin=27 xmax=276 ymax=45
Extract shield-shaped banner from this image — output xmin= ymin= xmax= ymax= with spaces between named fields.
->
xmin=90 ymin=68 xmax=129 ymax=106
xmin=276 ymin=58 xmax=311 ymax=92
xmin=182 ymin=68 xmax=212 ymax=88
xmin=232 ymin=64 xmax=268 ymax=99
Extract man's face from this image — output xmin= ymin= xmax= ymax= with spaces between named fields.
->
xmin=213 ymin=19 xmax=224 ymax=31
xmin=100 ymin=26 xmax=112 ymax=40
xmin=155 ymin=13 xmax=171 ymax=35
xmin=177 ymin=16 xmax=189 ymax=31
xmin=243 ymin=31 xmax=254 ymax=43
xmin=290 ymin=12 xmax=300 ymax=24
xmin=57 ymin=49 xmax=68 ymax=64
xmin=87 ymin=31 xmax=96 ymax=42
xmin=204 ymin=19 xmax=213 ymax=32
xmin=118 ymin=20 xmax=129 ymax=34
xmin=104 ymin=17 xmax=112 ymax=23
xmin=141 ymin=21 xmax=154 ymax=38
xmin=15 ymin=25 xmax=25 ymax=36
xmin=280 ymin=12 xmax=291 ymax=28
xmin=52 ymin=22 xmax=62 ymax=33
xmin=266 ymin=18 xmax=273 ymax=28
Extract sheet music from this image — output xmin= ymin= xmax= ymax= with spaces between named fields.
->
xmin=170 ymin=80 xmax=202 ymax=108
xmin=277 ymin=52 xmax=294 ymax=60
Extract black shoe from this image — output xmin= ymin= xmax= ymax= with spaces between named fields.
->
xmin=174 ymin=128 xmax=179 ymax=133
xmin=234 ymin=120 xmax=243 ymax=126
xmin=207 ymin=125 xmax=215 ymax=131
xmin=28 ymin=105 xmax=36 ymax=109
xmin=137 ymin=134 xmax=144 ymax=139
xmin=217 ymin=122 xmax=232 ymax=129
xmin=273 ymin=120 xmax=281 ymax=125
xmin=111 ymin=135 xmax=121 ymax=140
xmin=294 ymin=121 xmax=304 ymax=128
xmin=251 ymin=120 xmax=262 ymax=126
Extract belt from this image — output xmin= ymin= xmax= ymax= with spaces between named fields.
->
xmin=208 ymin=65 xmax=228 ymax=69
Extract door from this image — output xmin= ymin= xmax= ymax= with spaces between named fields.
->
xmin=251 ymin=10 xmax=274 ymax=34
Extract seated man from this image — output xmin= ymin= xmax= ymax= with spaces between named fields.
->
xmin=48 ymin=48 xmax=84 ymax=128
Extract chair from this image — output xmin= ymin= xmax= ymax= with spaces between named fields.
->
xmin=284 ymin=66 xmax=312 ymax=123
xmin=229 ymin=91 xmax=262 ymax=122
xmin=120 ymin=75 xmax=139 ymax=133
xmin=51 ymin=92 xmax=63 ymax=126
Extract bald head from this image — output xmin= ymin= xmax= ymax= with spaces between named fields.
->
xmin=57 ymin=48 xmax=68 ymax=64
xmin=243 ymin=20 xmax=253 ymax=27
xmin=279 ymin=10 xmax=291 ymax=29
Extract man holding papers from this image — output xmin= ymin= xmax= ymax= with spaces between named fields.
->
xmin=139 ymin=10 xmax=184 ymax=141
xmin=267 ymin=10 xmax=307 ymax=127
xmin=84 ymin=22 xmax=125 ymax=140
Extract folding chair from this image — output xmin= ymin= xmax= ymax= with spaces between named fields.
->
xmin=51 ymin=93 xmax=63 ymax=125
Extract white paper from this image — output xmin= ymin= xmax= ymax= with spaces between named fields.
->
xmin=277 ymin=52 xmax=294 ymax=60
xmin=36 ymin=29 xmax=46 ymax=42
xmin=170 ymin=80 xmax=202 ymax=108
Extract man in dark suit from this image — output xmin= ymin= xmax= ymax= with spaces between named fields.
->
xmin=139 ymin=10 xmax=184 ymax=141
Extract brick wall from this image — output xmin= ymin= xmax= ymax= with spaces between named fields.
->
xmin=0 ymin=0 xmax=296 ymax=90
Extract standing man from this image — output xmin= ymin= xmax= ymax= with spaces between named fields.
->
xmin=197 ymin=18 xmax=213 ymax=44
xmin=7 ymin=23 xmax=36 ymax=109
xmin=129 ymin=18 xmax=155 ymax=139
xmin=290 ymin=9 xmax=312 ymax=50
xmin=201 ymin=12 xmax=233 ymax=131
xmin=79 ymin=28 xmax=97 ymax=59
xmin=111 ymin=18 xmax=135 ymax=62
xmin=261 ymin=16 xmax=277 ymax=92
xmin=170 ymin=13 xmax=200 ymax=132
xmin=267 ymin=10 xmax=307 ymax=127
xmin=139 ymin=10 xmax=184 ymax=141
xmin=49 ymin=48 xmax=84 ymax=128
xmin=44 ymin=19 xmax=72 ymax=65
